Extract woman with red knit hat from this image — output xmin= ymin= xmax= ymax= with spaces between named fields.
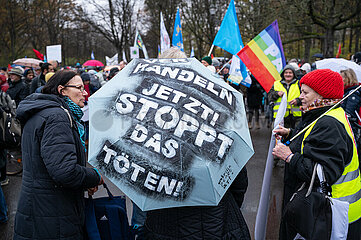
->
xmin=273 ymin=69 xmax=361 ymax=239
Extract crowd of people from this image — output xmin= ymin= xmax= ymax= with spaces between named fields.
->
xmin=0 ymin=48 xmax=361 ymax=239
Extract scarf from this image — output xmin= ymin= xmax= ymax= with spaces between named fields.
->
xmin=62 ymin=96 xmax=86 ymax=149
xmin=301 ymin=98 xmax=341 ymax=113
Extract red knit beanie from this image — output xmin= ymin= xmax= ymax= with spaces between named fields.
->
xmin=300 ymin=69 xmax=344 ymax=99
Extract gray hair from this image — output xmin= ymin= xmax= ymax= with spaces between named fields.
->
xmin=159 ymin=47 xmax=187 ymax=59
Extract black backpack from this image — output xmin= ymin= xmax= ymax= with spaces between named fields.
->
xmin=0 ymin=91 xmax=21 ymax=149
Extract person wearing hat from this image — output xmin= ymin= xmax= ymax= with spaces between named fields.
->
xmin=268 ymin=65 xmax=302 ymax=129
xmin=273 ymin=69 xmax=361 ymax=239
xmin=7 ymin=67 xmax=29 ymax=106
xmin=107 ymin=67 xmax=120 ymax=81
xmin=23 ymin=69 xmax=34 ymax=86
xmin=201 ymin=56 xmax=216 ymax=73
xmin=222 ymin=64 xmax=230 ymax=81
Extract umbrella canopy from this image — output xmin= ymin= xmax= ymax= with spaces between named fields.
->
xmin=316 ymin=58 xmax=361 ymax=82
xmin=88 ymin=58 xmax=254 ymax=211
xmin=13 ymin=58 xmax=43 ymax=68
xmin=83 ymin=60 xmax=104 ymax=67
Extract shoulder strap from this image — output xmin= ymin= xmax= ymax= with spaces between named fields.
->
xmin=60 ymin=106 xmax=73 ymax=128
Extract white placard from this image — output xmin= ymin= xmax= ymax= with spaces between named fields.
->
xmin=130 ymin=46 xmax=139 ymax=59
xmin=46 ymin=45 xmax=62 ymax=62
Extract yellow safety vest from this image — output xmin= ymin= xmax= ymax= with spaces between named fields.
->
xmin=273 ymin=80 xmax=302 ymax=118
xmin=301 ymin=107 xmax=361 ymax=223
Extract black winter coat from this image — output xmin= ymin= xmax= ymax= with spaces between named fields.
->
xmin=246 ymin=78 xmax=263 ymax=108
xmin=144 ymin=170 xmax=251 ymax=240
xmin=280 ymin=106 xmax=356 ymax=239
xmin=7 ymin=79 xmax=29 ymax=107
xmin=14 ymin=93 xmax=100 ymax=240
xmin=30 ymin=74 xmax=46 ymax=94
xmin=341 ymin=85 xmax=361 ymax=120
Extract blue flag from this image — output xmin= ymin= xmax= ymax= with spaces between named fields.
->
xmin=213 ymin=0 xmax=249 ymax=86
xmin=172 ymin=8 xmax=184 ymax=52
xmin=213 ymin=0 xmax=243 ymax=55
xmin=91 ymin=51 xmax=95 ymax=60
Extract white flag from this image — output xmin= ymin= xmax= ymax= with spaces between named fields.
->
xmin=134 ymin=29 xmax=149 ymax=59
xmin=105 ymin=53 xmax=118 ymax=65
xmin=190 ymin=47 xmax=195 ymax=58
xmin=130 ymin=46 xmax=139 ymax=59
xmin=160 ymin=12 xmax=170 ymax=54
xmin=122 ymin=50 xmax=128 ymax=63
xmin=228 ymin=55 xmax=252 ymax=87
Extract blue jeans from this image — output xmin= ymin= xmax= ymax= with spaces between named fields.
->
xmin=0 ymin=185 xmax=7 ymax=223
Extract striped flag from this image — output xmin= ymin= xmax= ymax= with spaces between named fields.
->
xmin=160 ymin=12 xmax=170 ymax=53
xmin=134 ymin=29 xmax=149 ymax=59
xmin=237 ymin=20 xmax=286 ymax=92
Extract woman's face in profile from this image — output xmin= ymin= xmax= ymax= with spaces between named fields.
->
xmin=299 ymin=84 xmax=322 ymax=108
xmin=61 ymin=75 xmax=88 ymax=108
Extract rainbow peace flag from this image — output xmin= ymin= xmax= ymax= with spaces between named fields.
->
xmin=237 ymin=20 xmax=286 ymax=92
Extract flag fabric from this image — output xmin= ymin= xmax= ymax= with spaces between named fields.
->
xmin=190 ymin=47 xmax=195 ymax=58
xmin=336 ymin=43 xmax=342 ymax=58
xmin=237 ymin=20 xmax=286 ymax=92
xmin=160 ymin=12 xmax=170 ymax=53
xmin=172 ymin=8 xmax=184 ymax=52
xmin=91 ymin=51 xmax=95 ymax=60
xmin=122 ymin=50 xmax=128 ymax=63
xmin=212 ymin=0 xmax=249 ymax=86
xmin=105 ymin=53 xmax=118 ymax=65
xmin=228 ymin=55 xmax=252 ymax=87
xmin=130 ymin=46 xmax=139 ymax=59
xmin=134 ymin=30 xmax=149 ymax=59
xmin=158 ymin=45 xmax=161 ymax=58
xmin=255 ymin=95 xmax=287 ymax=240
xmin=213 ymin=0 xmax=243 ymax=55
xmin=32 ymin=49 xmax=44 ymax=61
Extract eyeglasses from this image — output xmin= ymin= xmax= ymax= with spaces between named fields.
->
xmin=63 ymin=85 xmax=86 ymax=92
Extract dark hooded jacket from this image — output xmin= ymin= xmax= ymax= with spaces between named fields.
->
xmin=14 ymin=93 xmax=100 ymax=240
xmin=7 ymin=78 xmax=29 ymax=107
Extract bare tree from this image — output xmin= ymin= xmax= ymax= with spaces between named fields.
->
xmin=308 ymin=0 xmax=361 ymax=57
xmin=79 ymin=0 xmax=135 ymax=59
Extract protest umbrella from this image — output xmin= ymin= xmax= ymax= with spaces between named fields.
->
xmin=316 ymin=58 xmax=361 ymax=82
xmin=83 ymin=60 xmax=104 ymax=67
xmin=88 ymin=58 xmax=254 ymax=211
xmin=13 ymin=58 xmax=43 ymax=68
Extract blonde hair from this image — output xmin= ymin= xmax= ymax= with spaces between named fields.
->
xmin=159 ymin=47 xmax=187 ymax=59
xmin=341 ymin=68 xmax=357 ymax=86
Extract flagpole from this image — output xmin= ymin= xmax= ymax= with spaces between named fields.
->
xmin=208 ymin=45 xmax=215 ymax=56
xmin=217 ymin=58 xmax=232 ymax=74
